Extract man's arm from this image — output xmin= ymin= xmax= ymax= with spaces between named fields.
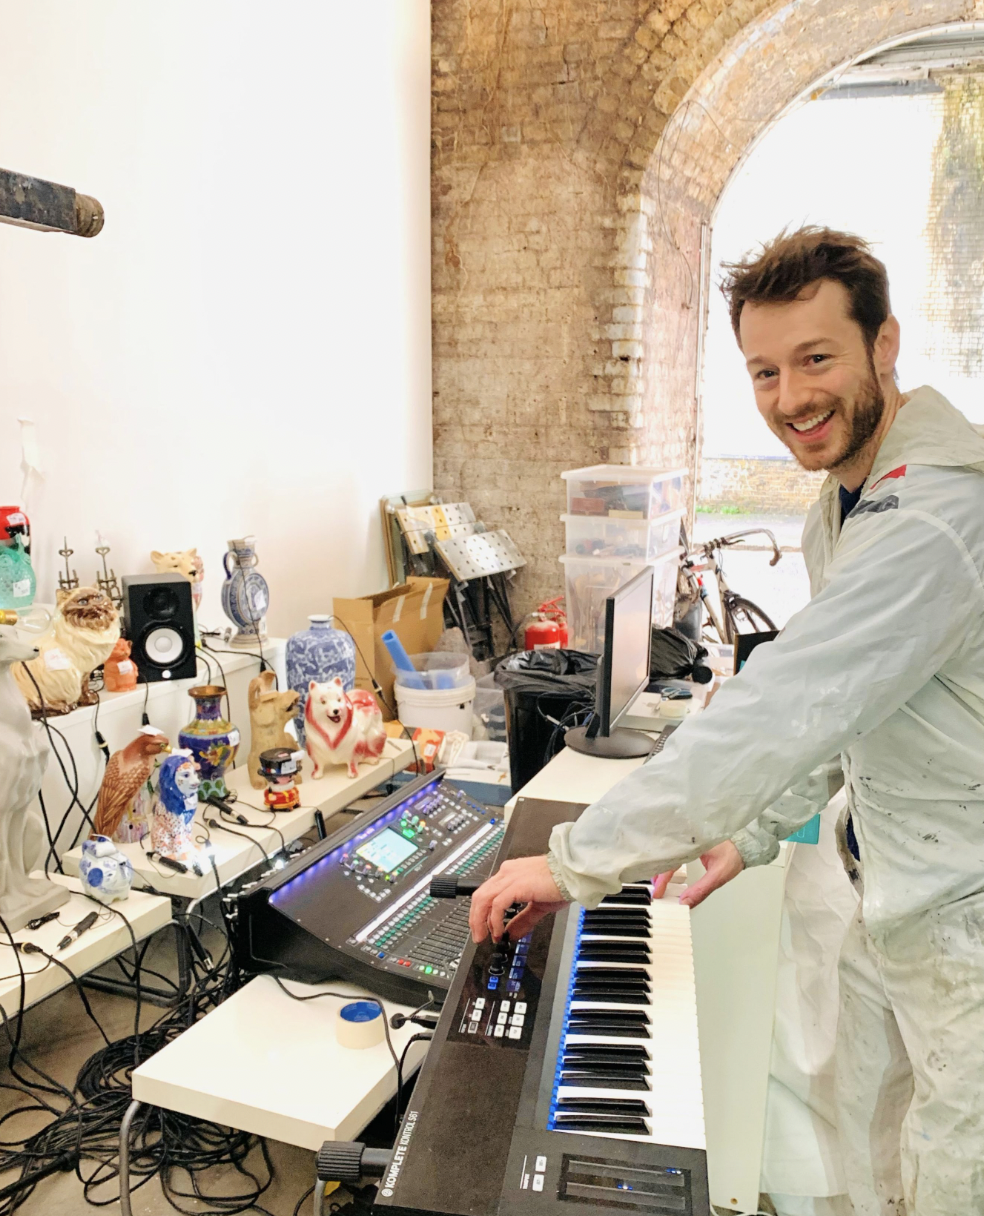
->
xmin=732 ymin=757 xmax=844 ymax=869
xmin=470 ymin=505 xmax=983 ymax=939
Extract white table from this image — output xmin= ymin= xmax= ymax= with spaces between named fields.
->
xmin=36 ymin=640 xmax=288 ymax=864
xmin=121 ymin=975 xmax=430 ymax=1216
xmin=0 ymin=873 xmax=170 ymax=1017
xmin=63 ymin=737 xmax=415 ymax=902
xmin=506 ymin=713 xmax=788 ymax=1215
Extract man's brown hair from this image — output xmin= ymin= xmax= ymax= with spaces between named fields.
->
xmin=721 ymin=226 xmax=891 ymax=351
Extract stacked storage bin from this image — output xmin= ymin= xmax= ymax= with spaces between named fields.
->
xmin=560 ymin=464 xmax=686 ymax=654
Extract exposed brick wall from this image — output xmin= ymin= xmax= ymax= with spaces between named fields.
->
xmin=699 ymin=456 xmax=826 ymax=514
xmin=432 ymin=0 xmax=976 ymax=612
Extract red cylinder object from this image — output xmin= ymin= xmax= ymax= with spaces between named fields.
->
xmin=0 ymin=506 xmax=29 ymax=547
xmin=525 ymin=613 xmax=562 ymax=650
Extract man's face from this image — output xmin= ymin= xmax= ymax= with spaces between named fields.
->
xmin=739 ymin=279 xmax=886 ymax=473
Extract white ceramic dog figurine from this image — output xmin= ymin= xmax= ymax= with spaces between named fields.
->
xmin=304 ymin=677 xmax=386 ymax=779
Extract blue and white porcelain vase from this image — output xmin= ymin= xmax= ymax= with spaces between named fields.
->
xmin=221 ymin=536 xmax=269 ymax=649
xmin=286 ymin=614 xmax=356 ymax=741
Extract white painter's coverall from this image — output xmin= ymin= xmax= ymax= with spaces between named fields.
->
xmin=546 ymin=387 xmax=984 ymax=1215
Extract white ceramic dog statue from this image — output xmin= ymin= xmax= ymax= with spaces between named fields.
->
xmin=304 ymin=677 xmax=386 ymax=779
xmin=0 ymin=624 xmax=70 ymax=930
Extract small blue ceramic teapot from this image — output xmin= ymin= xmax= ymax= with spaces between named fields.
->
xmin=79 ymin=836 xmax=134 ymax=903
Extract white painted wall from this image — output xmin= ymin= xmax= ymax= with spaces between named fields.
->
xmin=0 ymin=0 xmax=432 ymax=637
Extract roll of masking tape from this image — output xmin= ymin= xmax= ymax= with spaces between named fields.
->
xmin=336 ymin=1000 xmax=384 ymax=1049
xmin=660 ymin=699 xmax=689 ymax=720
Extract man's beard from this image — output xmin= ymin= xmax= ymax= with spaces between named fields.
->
xmin=785 ymin=361 xmax=885 ymax=473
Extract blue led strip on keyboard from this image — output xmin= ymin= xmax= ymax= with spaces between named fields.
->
xmin=547 ymin=905 xmax=584 ymax=1131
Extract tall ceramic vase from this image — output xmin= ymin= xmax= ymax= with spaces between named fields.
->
xmin=286 ymin=614 xmax=357 ymax=742
xmin=178 ymin=686 xmax=240 ymax=800
xmin=221 ymin=537 xmax=269 ymax=649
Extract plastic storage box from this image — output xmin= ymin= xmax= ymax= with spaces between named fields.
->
xmin=562 ymin=465 xmax=686 ymax=520
xmin=560 ymin=548 xmax=680 ymax=655
xmin=562 ymin=509 xmax=683 ymax=561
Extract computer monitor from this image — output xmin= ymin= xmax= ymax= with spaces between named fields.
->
xmin=565 ymin=565 xmax=655 ymax=759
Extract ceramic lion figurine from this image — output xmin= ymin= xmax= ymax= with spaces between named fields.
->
xmin=14 ymin=587 xmax=120 ymax=715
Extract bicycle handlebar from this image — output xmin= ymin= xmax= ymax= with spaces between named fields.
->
xmin=695 ymin=529 xmax=783 ymax=567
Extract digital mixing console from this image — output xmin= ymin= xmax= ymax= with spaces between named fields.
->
xmin=233 ymin=770 xmax=505 ymax=1003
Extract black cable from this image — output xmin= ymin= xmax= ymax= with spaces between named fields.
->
xmin=204 ymin=817 xmax=274 ymax=869
xmin=140 ymin=677 xmax=151 ymax=726
xmin=292 ymin=1184 xmax=315 ymax=1216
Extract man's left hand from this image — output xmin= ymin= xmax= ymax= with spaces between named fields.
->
xmin=468 ymin=855 xmax=569 ymax=943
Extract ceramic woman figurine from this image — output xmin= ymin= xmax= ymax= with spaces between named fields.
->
xmin=304 ymin=677 xmax=386 ymax=779
xmin=93 ymin=729 xmax=170 ymax=843
xmin=178 ymin=686 xmax=239 ymax=800
xmin=286 ymin=615 xmax=356 ymax=742
xmin=0 ymin=622 xmax=69 ymax=931
xmin=151 ymin=751 xmax=201 ymax=861
xmin=13 ymin=587 xmax=119 ymax=715
xmin=103 ymin=637 xmax=138 ymax=693
xmin=221 ymin=537 xmax=269 ymax=649
xmin=78 ymin=836 xmax=133 ymax=903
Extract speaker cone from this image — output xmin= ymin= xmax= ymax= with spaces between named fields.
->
xmin=143 ymin=626 xmax=187 ymax=667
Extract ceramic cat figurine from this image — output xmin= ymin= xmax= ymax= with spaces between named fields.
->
xmin=151 ymin=548 xmax=204 ymax=611
xmin=304 ymin=677 xmax=386 ymax=779
xmin=13 ymin=587 xmax=120 ymax=715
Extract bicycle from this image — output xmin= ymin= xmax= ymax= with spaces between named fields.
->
xmin=682 ymin=529 xmax=781 ymax=644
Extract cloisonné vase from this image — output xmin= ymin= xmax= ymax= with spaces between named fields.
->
xmin=177 ymin=685 xmax=240 ymax=800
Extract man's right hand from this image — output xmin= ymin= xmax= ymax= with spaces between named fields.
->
xmin=652 ymin=840 xmax=744 ymax=909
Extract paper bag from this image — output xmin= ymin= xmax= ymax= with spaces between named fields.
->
xmin=333 ymin=576 xmax=448 ymax=719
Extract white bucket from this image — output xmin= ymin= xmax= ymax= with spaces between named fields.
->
xmin=396 ymin=677 xmax=476 ymax=735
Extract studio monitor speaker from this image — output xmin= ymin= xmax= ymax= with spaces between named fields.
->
xmin=122 ymin=573 xmax=197 ymax=683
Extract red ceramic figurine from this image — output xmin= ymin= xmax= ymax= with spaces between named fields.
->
xmin=103 ymin=637 xmax=138 ymax=693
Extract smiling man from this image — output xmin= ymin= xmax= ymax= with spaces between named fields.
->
xmin=469 ymin=228 xmax=984 ymax=1215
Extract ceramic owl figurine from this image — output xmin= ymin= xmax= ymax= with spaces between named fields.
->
xmin=150 ymin=750 xmax=201 ymax=861
xmin=78 ymin=836 xmax=133 ymax=903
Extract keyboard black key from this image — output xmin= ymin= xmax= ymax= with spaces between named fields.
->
xmin=577 ymin=944 xmax=652 ymax=963
xmin=563 ymin=1045 xmax=650 ymax=1062
xmin=573 ymin=966 xmax=650 ymax=982
xmin=559 ymin=1069 xmax=650 ymax=1090
xmin=581 ymin=929 xmax=651 ymax=941
xmin=556 ymin=1098 xmax=651 ymax=1116
xmin=573 ymin=988 xmax=650 ymax=1005
xmin=552 ymin=1114 xmax=650 ymax=1135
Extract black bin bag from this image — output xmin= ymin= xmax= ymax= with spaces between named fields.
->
xmin=493 ymin=649 xmax=599 ymax=793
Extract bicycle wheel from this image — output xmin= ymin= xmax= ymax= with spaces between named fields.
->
xmin=723 ymin=595 xmax=777 ymax=642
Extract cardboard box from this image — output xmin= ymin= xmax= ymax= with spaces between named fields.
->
xmin=333 ymin=576 xmax=448 ymax=719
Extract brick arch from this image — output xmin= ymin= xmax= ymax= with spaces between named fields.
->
xmin=430 ymin=0 xmax=976 ymax=610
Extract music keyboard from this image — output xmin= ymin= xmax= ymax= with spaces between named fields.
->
xmin=373 ymin=796 xmax=709 ymax=1216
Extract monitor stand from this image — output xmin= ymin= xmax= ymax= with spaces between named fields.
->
xmin=564 ymin=725 xmax=654 ymax=759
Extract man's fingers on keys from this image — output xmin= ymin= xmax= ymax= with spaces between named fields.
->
xmin=652 ymin=871 xmax=675 ymax=900
xmin=488 ymin=888 xmax=517 ymax=942
xmin=469 ymin=875 xmax=502 ymax=942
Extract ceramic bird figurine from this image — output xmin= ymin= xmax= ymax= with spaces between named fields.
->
xmin=150 ymin=750 xmax=201 ymax=862
xmin=92 ymin=729 xmax=171 ymax=844
xmin=0 ymin=623 xmax=70 ymax=930
xmin=78 ymin=835 xmax=133 ymax=903
xmin=13 ymin=586 xmax=119 ymax=715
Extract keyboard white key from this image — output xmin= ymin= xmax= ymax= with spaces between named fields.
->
xmin=549 ymin=887 xmax=706 ymax=1152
